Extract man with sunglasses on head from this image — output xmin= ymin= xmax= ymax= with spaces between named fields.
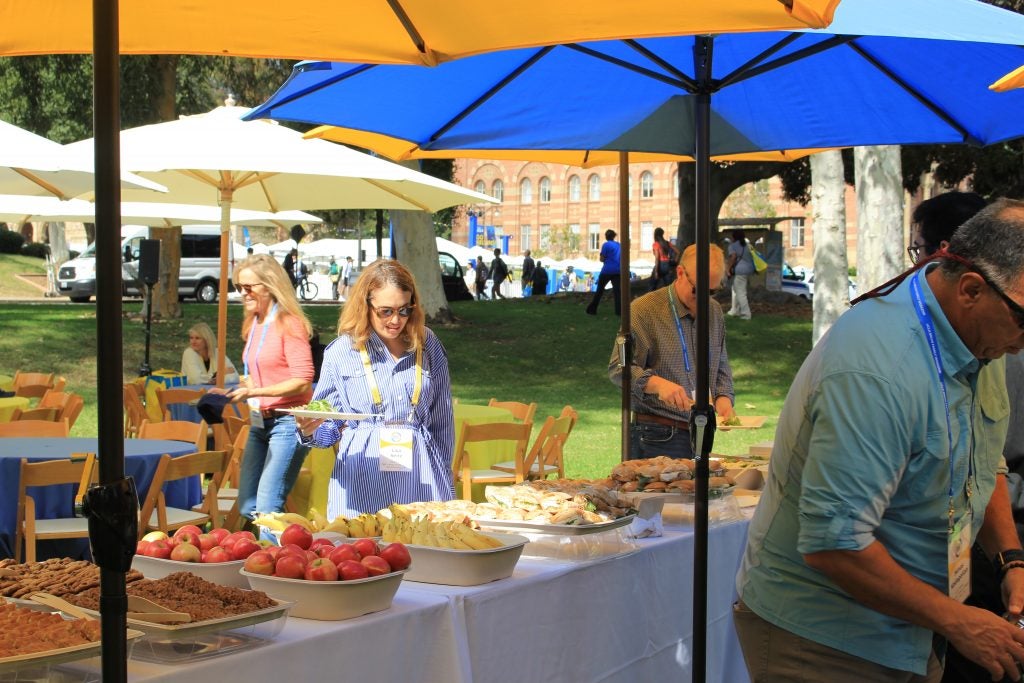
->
xmin=736 ymin=199 xmax=1024 ymax=683
xmin=608 ymin=243 xmax=736 ymax=460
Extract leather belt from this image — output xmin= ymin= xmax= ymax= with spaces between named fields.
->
xmin=634 ymin=413 xmax=689 ymax=430
xmin=259 ymin=408 xmax=283 ymax=419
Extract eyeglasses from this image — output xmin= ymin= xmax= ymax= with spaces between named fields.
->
xmin=681 ymin=264 xmax=719 ymax=296
xmin=234 ymin=283 xmax=262 ymax=294
xmin=973 ymin=266 xmax=1024 ymax=330
xmin=368 ymin=302 xmax=416 ymax=320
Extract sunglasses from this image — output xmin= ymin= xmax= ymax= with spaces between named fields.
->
xmin=234 ymin=282 xmax=262 ymax=294
xmin=973 ymin=267 xmax=1024 ymax=329
xmin=368 ymin=303 xmax=416 ymax=320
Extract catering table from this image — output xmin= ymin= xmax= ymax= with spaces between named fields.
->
xmin=453 ymin=403 xmax=515 ymax=501
xmin=0 ymin=437 xmax=200 ymax=560
xmin=103 ymin=520 xmax=750 ymax=683
xmin=0 ymin=396 xmax=30 ymax=422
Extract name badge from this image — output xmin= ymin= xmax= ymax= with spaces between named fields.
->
xmin=948 ymin=515 xmax=972 ymax=603
xmin=379 ymin=427 xmax=413 ymax=472
xmin=248 ymin=398 xmax=264 ymax=429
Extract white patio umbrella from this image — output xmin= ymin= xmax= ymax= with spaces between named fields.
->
xmin=65 ymin=104 xmax=496 ymax=385
xmin=0 ymin=119 xmax=165 ymax=199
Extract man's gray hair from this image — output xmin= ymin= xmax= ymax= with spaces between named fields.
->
xmin=944 ymin=198 xmax=1024 ymax=290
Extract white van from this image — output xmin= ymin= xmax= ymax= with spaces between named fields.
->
xmin=57 ymin=226 xmax=226 ymax=303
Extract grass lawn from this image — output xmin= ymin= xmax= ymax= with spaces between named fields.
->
xmin=0 ymin=290 xmax=813 ymax=480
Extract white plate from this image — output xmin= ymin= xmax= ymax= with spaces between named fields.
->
xmin=403 ymin=532 xmax=528 ymax=586
xmin=278 ymin=408 xmax=372 ymax=420
xmin=476 ymin=514 xmax=636 ymax=536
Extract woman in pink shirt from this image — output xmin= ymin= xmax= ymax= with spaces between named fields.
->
xmin=225 ymin=254 xmax=314 ymax=521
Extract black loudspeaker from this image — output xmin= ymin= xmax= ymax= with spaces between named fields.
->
xmin=138 ymin=239 xmax=160 ymax=285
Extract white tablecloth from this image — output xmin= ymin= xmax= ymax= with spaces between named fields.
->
xmin=93 ymin=520 xmax=751 ymax=683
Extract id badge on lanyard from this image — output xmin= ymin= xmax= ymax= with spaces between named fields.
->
xmin=948 ymin=513 xmax=972 ymax=603
xmin=248 ymin=398 xmax=264 ymax=429
xmin=243 ymin=303 xmax=276 ymax=430
xmin=360 ymin=342 xmax=423 ymax=474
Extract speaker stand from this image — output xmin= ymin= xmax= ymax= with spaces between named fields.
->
xmin=138 ymin=283 xmax=154 ymax=377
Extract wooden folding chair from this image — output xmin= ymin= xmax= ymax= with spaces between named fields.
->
xmin=201 ymin=425 xmax=250 ymax=530
xmin=487 ymin=398 xmax=538 ymax=425
xmin=138 ymin=419 xmax=206 ymax=453
xmin=38 ymin=390 xmax=72 ymax=413
xmin=15 ymin=453 xmax=96 ymax=563
xmin=10 ymin=407 xmax=60 ymax=422
xmin=138 ymin=450 xmax=230 ymax=537
xmin=52 ymin=376 xmax=67 ymax=392
xmin=157 ymin=388 xmax=206 ymax=422
xmin=60 ymin=394 xmax=85 ymax=429
xmin=0 ymin=419 xmax=70 ymax=437
xmin=123 ymin=384 xmax=148 ymax=438
xmin=13 ymin=371 xmax=55 ymax=399
xmin=452 ymin=421 xmax=533 ymax=501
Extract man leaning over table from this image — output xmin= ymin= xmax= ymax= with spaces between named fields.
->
xmin=607 ymin=243 xmax=736 ymax=460
xmin=735 ymin=199 xmax=1024 ymax=683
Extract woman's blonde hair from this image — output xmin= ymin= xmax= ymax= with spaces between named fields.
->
xmin=233 ymin=254 xmax=313 ymax=340
xmin=337 ymin=259 xmax=426 ymax=352
xmin=187 ymin=322 xmax=216 ymax=359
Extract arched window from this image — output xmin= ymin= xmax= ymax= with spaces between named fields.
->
xmin=539 ymin=177 xmax=552 ymax=203
xmin=492 ymin=180 xmax=504 ymax=202
xmin=520 ymin=178 xmax=532 ymax=204
xmin=588 ymin=174 xmax=601 ymax=201
xmin=568 ymin=175 xmax=581 ymax=202
xmin=474 ymin=180 xmax=486 ymax=195
xmin=641 ymin=171 xmax=654 ymax=199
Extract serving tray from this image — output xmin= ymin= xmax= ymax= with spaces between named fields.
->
xmin=278 ymin=408 xmax=372 ymax=420
xmin=476 ymin=514 xmax=636 ymax=536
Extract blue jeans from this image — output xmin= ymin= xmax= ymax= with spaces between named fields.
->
xmin=628 ymin=422 xmax=694 ymax=460
xmin=237 ymin=413 xmax=309 ymax=520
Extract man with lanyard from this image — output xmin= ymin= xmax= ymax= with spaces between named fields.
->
xmin=607 ymin=243 xmax=736 ymax=459
xmin=735 ymin=199 xmax=1024 ymax=682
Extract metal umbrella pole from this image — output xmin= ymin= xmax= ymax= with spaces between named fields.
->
xmin=617 ymin=151 xmax=632 ymax=462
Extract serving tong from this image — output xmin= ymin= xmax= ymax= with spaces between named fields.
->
xmin=28 ymin=591 xmax=191 ymax=623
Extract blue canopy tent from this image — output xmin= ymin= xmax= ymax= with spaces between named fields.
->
xmin=247 ymin=0 xmax=1024 ymax=678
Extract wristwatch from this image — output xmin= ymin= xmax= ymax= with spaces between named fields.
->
xmin=993 ymin=549 xmax=1024 ymax=577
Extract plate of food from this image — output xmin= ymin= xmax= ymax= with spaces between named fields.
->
xmin=280 ymin=400 xmax=371 ymax=421
xmin=717 ymin=415 xmax=767 ymax=430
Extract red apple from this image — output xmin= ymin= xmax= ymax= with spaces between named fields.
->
xmin=136 ymin=540 xmax=150 ymax=555
xmin=144 ymin=539 xmax=172 ymax=559
xmin=243 ymin=550 xmax=276 ymax=575
xmin=173 ymin=530 xmax=201 ymax=548
xmin=174 ymin=524 xmax=204 ymax=539
xmin=203 ymin=546 xmax=233 ymax=563
xmin=279 ymin=523 xmax=313 ymax=550
xmin=379 ymin=542 xmax=412 ymax=571
xmin=309 ymin=538 xmax=335 ymax=552
xmin=278 ymin=544 xmax=308 ymax=560
xmin=170 ymin=542 xmax=201 ymax=562
xmin=274 ymin=554 xmax=307 ymax=579
xmin=197 ymin=534 xmax=218 ymax=552
xmin=207 ymin=528 xmax=230 ymax=544
xmin=360 ymin=555 xmax=391 ymax=577
xmin=165 ymin=536 xmax=179 ymax=549
xmin=304 ymin=550 xmax=319 ymax=564
xmin=230 ymin=539 xmax=262 ymax=561
xmin=141 ymin=531 xmax=168 ymax=543
xmin=264 ymin=546 xmax=283 ymax=561
xmin=304 ymin=558 xmax=340 ymax=581
xmin=337 ymin=559 xmax=369 ymax=581
xmin=314 ymin=544 xmax=336 ymax=559
xmin=328 ymin=544 xmax=361 ymax=567
xmin=352 ymin=538 xmax=379 ymax=558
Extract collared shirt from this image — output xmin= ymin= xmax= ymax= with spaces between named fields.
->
xmin=608 ymin=284 xmax=734 ymax=421
xmin=737 ymin=267 xmax=1010 ymax=675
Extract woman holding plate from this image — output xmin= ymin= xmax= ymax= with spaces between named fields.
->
xmin=296 ymin=259 xmax=455 ymax=517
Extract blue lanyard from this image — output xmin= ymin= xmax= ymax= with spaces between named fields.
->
xmin=243 ymin=302 xmax=278 ymax=383
xmin=667 ymin=286 xmax=692 ymax=373
xmin=910 ymin=272 xmax=970 ymax=530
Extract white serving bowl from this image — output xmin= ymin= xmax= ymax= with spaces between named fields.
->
xmin=402 ymin=532 xmax=529 ymax=586
xmin=240 ymin=569 xmax=406 ymax=621
xmin=132 ymin=554 xmax=249 ymax=589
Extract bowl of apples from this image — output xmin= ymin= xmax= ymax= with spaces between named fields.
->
xmin=239 ymin=526 xmax=411 ymax=621
xmin=133 ymin=525 xmax=264 ymax=589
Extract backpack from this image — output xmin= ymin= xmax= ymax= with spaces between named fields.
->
xmin=560 ymin=273 xmax=571 ymax=290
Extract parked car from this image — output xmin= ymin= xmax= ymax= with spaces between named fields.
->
xmin=780 ymin=263 xmax=811 ymax=299
xmin=439 ymin=251 xmax=473 ymax=301
xmin=807 ymin=273 xmax=857 ymax=300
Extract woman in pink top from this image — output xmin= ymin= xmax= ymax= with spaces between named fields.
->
xmin=224 ymin=254 xmax=314 ymax=521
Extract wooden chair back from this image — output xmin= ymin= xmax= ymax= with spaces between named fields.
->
xmin=138 ymin=419 xmax=206 ymax=452
xmin=217 ymin=423 xmax=250 ymax=492
xmin=138 ymin=450 xmax=230 ymax=536
xmin=13 ymin=371 xmax=55 ymax=399
xmin=157 ymin=388 xmax=205 ymax=422
xmin=38 ymin=390 xmax=71 ymax=412
xmin=15 ymin=453 xmax=95 ymax=563
xmin=533 ymin=414 xmax=575 ymax=480
xmin=452 ymin=421 xmax=532 ymax=501
xmin=487 ymin=398 xmax=538 ymax=426
xmin=0 ymin=419 xmax=70 ymax=437
xmin=11 ymin=407 xmax=60 ymax=422
xmin=123 ymin=384 xmax=148 ymax=438
xmin=60 ymin=394 xmax=85 ymax=429
xmin=52 ymin=376 xmax=67 ymax=392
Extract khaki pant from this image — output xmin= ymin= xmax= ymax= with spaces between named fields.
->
xmin=733 ymin=600 xmax=943 ymax=683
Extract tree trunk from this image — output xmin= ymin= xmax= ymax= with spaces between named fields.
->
xmin=854 ymin=145 xmax=904 ymax=292
xmin=84 ymin=223 xmax=96 ymax=246
xmin=47 ymin=222 xmax=70 ymax=264
xmin=391 ymin=210 xmax=452 ymax=324
xmin=148 ymin=226 xmax=183 ymax=319
xmin=810 ymin=150 xmax=848 ymax=345
xmin=155 ymin=56 xmax=179 ymax=122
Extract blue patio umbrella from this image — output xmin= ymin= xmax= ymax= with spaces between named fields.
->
xmin=247 ymin=0 xmax=1024 ymax=678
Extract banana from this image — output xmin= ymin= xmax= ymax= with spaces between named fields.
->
xmin=252 ymin=515 xmax=286 ymax=532
xmin=358 ymin=513 xmax=378 ymax=537
xmin=347 ymin=517 xmax=366 ymax=538
xmin=453 ymin=523 xmax=504 ymax=550
xmin=308 ymin=507 xmax=328 ymax=533
xmin=276 ymin=513 xmax=315 ymax=532
xmin=411 ymin=521 xmax=433 ymax=547
xmin=441 ymin=523 xmax=473 ymax=550
xmin=324 ymin=516 xmax=350 ymax=535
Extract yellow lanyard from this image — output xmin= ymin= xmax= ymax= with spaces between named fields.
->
xmin=359 ymin=342 xmax=422 ymax=413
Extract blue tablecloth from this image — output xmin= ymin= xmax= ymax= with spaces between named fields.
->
xmin=0 ymin=437 xmax=200 ymax=560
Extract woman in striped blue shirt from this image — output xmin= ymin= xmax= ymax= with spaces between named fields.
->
xmin=297 ymin=259 xmax=455 ymax=517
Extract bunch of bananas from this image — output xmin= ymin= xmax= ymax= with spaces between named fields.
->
xmin=381 ymin=512 xmax=504 ymax=550
xmin=251 ymin=508 xmax=382 ymax=538
xmin=251 ymin=511 xmax=318 ymax=533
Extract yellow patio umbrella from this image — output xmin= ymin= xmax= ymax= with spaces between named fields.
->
xmin=304 ymin=125 xmax=828 ymax=166
xmin=991 ymin=64 xmax=1024 ymax=92
xmin=1 ymin=1 xmax=840 ymax=65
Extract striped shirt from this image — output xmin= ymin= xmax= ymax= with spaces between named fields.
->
xmin=303 ymin=329 xmax=455 ymax=517
xmin=608 ymin=284 xmax=734 ymax=421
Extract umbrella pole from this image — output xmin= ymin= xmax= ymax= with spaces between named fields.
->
xmin=216 ymin=190 xmax=232 ymax=389
xmin=617 ymin=151 xmax=632 ymax=462
xmin=93 ymin=2 xmax=130 ymax=682
xmin=690 ymin=35 xmax=717 ymax=683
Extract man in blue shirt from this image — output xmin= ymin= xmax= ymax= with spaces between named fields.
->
xmin=586 ymin=229 xmax=622 ymax=316
xmin=736 ymin=200 xmax=1024 ymax=682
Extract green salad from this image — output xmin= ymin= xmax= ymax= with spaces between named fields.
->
xmin=722 ymin=415 xmax=742 ymax=427
xmin=302 ymin=399 xmax=334 ymax=412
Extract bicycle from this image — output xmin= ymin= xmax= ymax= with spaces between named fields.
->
xmin=297 ymin=275 xmax=318 ymax=301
